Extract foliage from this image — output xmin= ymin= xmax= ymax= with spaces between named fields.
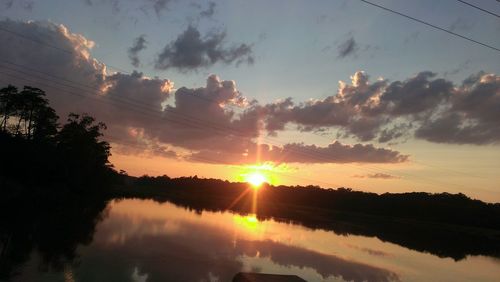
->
xmin=114 ymin=175 xmax=500 ymax=260
xmin=0 ymin=85 xmax=58 ymax=141
xmin=0 ymin=84 xmax=117 ymax=191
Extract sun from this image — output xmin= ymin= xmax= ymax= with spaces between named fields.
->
xmin=245 ymin=172 xmax=267 ymax=188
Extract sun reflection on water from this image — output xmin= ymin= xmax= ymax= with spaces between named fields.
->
xmin=233 ymin=214 xmax=264 ymax=236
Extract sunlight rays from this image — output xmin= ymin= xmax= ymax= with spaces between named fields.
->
xmin=245 ymin=172 xmax=267 ymax=188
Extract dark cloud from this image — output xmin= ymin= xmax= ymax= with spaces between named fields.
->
xmin=81 ymin=0 xmax=173 ymax=18
xmin=337 ymin=36 xmax=358 ymax=58
xmin=155 ymin=25 xmax=254 ymax=72
xmin=189 ymin=141 xmax=408 ymax=165
xmin=1 ymin=0 xmax=13 ymax=8
xmin=353 ymin=173 xmax=401 ymax=179
xmin=1 ymin=0 xmax=33 ymax=10
xmin=254 ymin=71 xmax=500 ymax=145
xmin=112 ymin=135 xmax=179 ymax=159
xmin=199 ymin=1 xmax=216 ymax=18
xmin=380 ymin=71 xmax=453 ymax=115
xmin=150 ymin=0 xmax=171 ymax=16
xmin=128 ymin=34 xmax=147 ymax=67
xmin=347 ymin=244 xmax=391 ymax=257
xmin=412 ymin=73 xmax=500 ymax=144
xmin=403 ymin=31 xmax=420 ymax=45
xmin=449 ymin=17 xmax=475 ymax=32
xmin=80 ymin=0 xmax=121 ymax=14
xmin=23 ymin=0 xmax=33 ymax=10
xmin=443 ymin=59 xmax=471 ymax=77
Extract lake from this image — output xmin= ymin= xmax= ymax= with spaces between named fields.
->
xmin=4 ymin=198 xmax=500 ymax=282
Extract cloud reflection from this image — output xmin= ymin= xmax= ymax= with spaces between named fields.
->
xmin=82 ymin=200 xmax=399 ymax=282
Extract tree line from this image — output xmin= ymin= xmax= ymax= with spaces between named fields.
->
xmin=115 ymin=175 xmax=500 ymax=260
xmin=0 ymin=84 xmax=117 ymax=195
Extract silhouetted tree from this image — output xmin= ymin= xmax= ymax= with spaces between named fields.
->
xmin=0 ymin=85 xmax=17 ymax=132
xmin=20 ymin=86 xmax=54 ymax=140
xmin=0 ymin=85 xmax=58 ymax=140
xmin=56 ymin=113 xmax=112 ymax=186
xmin=32 ymin=104 xmax=58 ymax=142
xmin=0 ymin=84 xmax=118 ymax=191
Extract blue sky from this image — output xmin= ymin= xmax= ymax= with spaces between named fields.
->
xmin=3 ymin=0 xmax=498 ymax=102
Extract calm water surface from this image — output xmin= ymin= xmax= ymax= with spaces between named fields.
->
xmin=9 ymin=199 xmax=500 ymax=282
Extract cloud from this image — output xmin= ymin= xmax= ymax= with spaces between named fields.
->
xmin=415 ymin=73 xmax=500 ymax=144
xmin=150 ymin=0 xmax=171 ymax=16
xmin=254 ymin=71 xmax=500 ymax=145
xmin=353 ymin=173 xmax=401 ymax=179
xmin=85 ymin=0 xmax=120 ymax=13
xmin=337 ymin=36 xmax=358 ymax=58
xmin=128 ymin=35 xmax=147 ymax=67
xmin=0 ymin=19 xmax=419 ymax=166
xmin=199 ymin=1 xmax=216 ymax=18
xmin=189 ymin=141 xmax=408 ymax=165
xmin=0 ymin=19 xmax=172 ymax=150
xmin=0 ymin=19 xmax=106 ymax=96
xmin=86 ymin=206 xmax=400 ymax=282
xmin=347 ymin=244 xmax=391 ymax=257
xmin=1 ymin=0 xmax=13 ymax=8
xmin=1 ymin=0 xmax=33 ymax=10
xmin=403 ymin=31 xmax=420 ymax=45
xmin=155 ymin=25 xmax=254 ymax=72
xmin=80 ymin=0 xmax=173 ymax=18
xmin=448 ymin=17 xmax=474 ymax=32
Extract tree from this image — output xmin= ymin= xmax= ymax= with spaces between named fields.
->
xmin=0 ymin=85 xmax=58 ymax=140
xmin=56 ymin=113 xmax=112 ymax=186
xmin=19 ymin=86 xmax=53 ymax=140
xmin=32 ymin=104 xmax=58 ymax=142
xmin=0 ymin=85 xmax=18 ymax=132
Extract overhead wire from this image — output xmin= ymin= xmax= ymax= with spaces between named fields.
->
xmin=455 ymin=0 xmax=500 ymax=18
xmin=0 ymin=22 xmax=491 ymax=192
xmin=0 ymin=64 xmax=489 ymax=193
xmin=359 ymin=0 xmax=500 ymax=53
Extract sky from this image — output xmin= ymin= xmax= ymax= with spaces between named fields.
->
xmin=0 ymin=0 xmax=499 ymax=201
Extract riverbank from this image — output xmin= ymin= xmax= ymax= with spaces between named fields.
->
xmin=108 ymin=176 xmax=500 ymax=260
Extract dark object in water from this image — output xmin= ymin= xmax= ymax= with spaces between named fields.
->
xmin=232 ymin=272 xmax=307 ymax=282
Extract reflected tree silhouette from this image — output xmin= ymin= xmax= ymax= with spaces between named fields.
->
xmin=0 ymin=196 xmax=109 ymax=280
xmin=113 ymin=175 xmax=500 ymax=261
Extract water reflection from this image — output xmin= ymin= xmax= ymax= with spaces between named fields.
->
xmin=0 ymin=197 xmax=109 ymax=281
xmin=233 ymin=214 xmax=260 ymax=233
xmin=80 ymin=200 xmax=399 ymax=282
xmin=2 ymin=199 xmax=500 ymax=282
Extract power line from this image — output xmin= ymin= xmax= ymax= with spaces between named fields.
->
xmin=0 ymin=26 xmax=73 ymax=55
xmin=1 ymin=56 xmax=479 ymax=182
xmin=1 ymin=66 xmax=489 ymax=193
xmin=0 ymin=58 xmax=491 ymax=189
xmin=0 ymin=27 xmax=130 ymax=74
xmin=0 ymin=68 xmax=402 ymax=172
xmin=0 ymin=67 xmax=354 ymax=167
xmin=0 ymin=75 xmax=344 ymax=189
xmin=359 ymin=0 xmax=500 ymax=53
xmin=456 ymin=0 xmax=500 ymax=18
xmin=1 ymin=58 xmax=491 ymax=187
xmin=0 ymin=58 xmax=245 ymax=119
xmin=0 ymin=24 xmax=490 ymax=190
